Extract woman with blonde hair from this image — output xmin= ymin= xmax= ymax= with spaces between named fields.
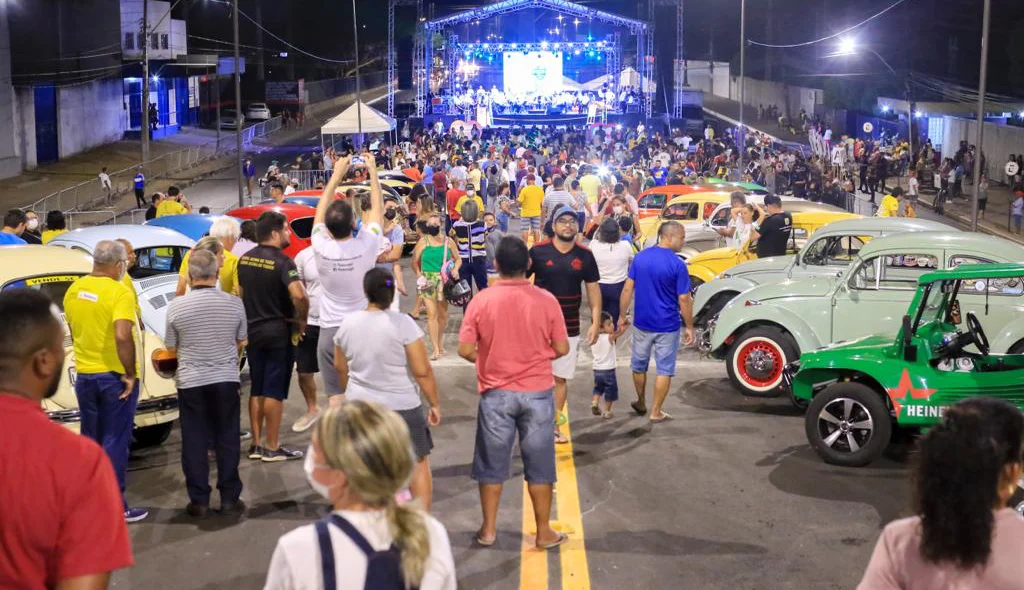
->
xmin=264 ymin=401 xmax=456 ymax=590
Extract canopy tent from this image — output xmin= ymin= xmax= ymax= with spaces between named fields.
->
xmin=581 ymin=67 xmax=656 ymax=93
xmin=320 ymin=101 xmax=397 ymax=135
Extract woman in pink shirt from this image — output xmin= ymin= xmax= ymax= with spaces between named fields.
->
xmin=858 ymin=397 xmax=1024 ymax=590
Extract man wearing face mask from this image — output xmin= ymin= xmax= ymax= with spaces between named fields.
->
xmin=63 ymin=240 xmax=148 ymax=522
xmin=0 ymin=289 xmax=134 ymax=588
xmin=21 ymin=210 xmax=42 ymax=244
xmin=311 ymin=153 xmax=384 ymax=403
xmin=528 ymin=205 xmax=601 ymax=444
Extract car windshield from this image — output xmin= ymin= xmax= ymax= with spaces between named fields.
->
xmin=1 ymin=274 xmax=84 ymax=311
xmin=913 ymin=281 xmax=950 ymax=332
xmin=134 ymin=246 xmax=189 ymax=278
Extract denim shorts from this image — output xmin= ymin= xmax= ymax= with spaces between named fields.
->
xmin=630 ymin=328 xmax=681 ymax=377
xmin=472 ymin=389 xmax=556 ymax=484
xmin=592 ymin=369 xmax=618 ymax=402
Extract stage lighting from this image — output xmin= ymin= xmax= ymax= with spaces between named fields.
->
xmin=914 ymin=110 xmax=924 ymax=118
xmin=615 ymin=124 xmax=622 ymax=130
xmin=597 ymin=166 xmax=609 ymax=176
xmin=541 ymin=40 xmax=549 ymax=49
xmin=880 ymin=105 xmax=890 ymax=113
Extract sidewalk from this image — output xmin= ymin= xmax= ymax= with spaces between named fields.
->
xmin=701 ymin=94 xmax=810 ymax=146
xmin=915 ymin=179 xmax=1024 ymax=244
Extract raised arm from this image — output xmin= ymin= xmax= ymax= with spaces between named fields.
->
xmin=315 ymin=155 xmax=351 ymax=225
xmin=364 ymin=152 xmax=384 ymax=228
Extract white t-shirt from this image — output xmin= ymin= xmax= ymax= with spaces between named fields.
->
xmin=264 ymin=509 xmax=456 ymax=590
xmin=294 ymin=248 xmax=322 ymax=326
xmin=591 ymin=334 xmax=616 ymax=370
xmin=727 ymin=218 xmax=752 ymax=250
xmin=908 ymin=176 xmax=919 ymax=197
xmin=311 ymin=222 xmax=383 ymax=328
xmin=591 ymin=240 xmax=634 ymax=284
xmin=333 ymin=309 xmax=424 ymax=410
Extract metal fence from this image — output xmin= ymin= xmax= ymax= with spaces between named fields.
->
xmin=27 ymin=116 xmax=283 ymax=219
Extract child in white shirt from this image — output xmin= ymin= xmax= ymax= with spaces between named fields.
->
xmin=591 ymin=312 xmax=621 ymax=419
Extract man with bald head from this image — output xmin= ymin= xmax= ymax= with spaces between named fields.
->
xmin=618 ymin=221 xmax=695 ymax=422
xmin=0 ymin=289 xmax=133 ymax=587
xmin=64 ymin=240 xmax=148 ymax=522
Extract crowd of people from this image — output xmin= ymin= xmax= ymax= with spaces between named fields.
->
xmin=439 ymin=84 xmax=644 ymax=118
xmin=7 ymin=115 xmax=1024 ymax=590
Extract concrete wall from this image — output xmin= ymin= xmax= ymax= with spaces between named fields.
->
xmin=940 ymin=115 xmax=1024 ymax=179
xmin=727 ymin=76 xmax=823 ymax=119
xmin=58 ymin=79 xmax=128 ymax=159
xmin=678 ymin=60 xmax=730 ymax=97
xmin=0 ymin=2 xmax=18 ymax=179
xmin=13 ymin=87 xmax=36 ymax=172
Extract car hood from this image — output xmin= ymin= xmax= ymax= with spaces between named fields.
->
xmin=721 ymin=255 xmax=794 ymax=278
xmin=800 ymin=334 xmax=894 ymax=365
xmin=689 ymin=246 xmax=741 ymax=266
xmin=735 ymin=276 xmax=837 ymax=304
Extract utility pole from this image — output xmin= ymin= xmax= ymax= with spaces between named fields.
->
xmin=141 ymin=0 xmax=150 ymax=165
xmin=255 ymin=0 xmax=265 ymax=80
xmin=971 ymin=0 xmax=991 ymax=232
xmin=234 ymin=0 xmax=244 ymax=207
xmin=351 ymin=0 xmax=363 ymax=141
xmin=738 ymin=0 xmax=746 ymax=178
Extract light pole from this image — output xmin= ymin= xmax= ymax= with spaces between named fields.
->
xmin=234 ymin=0 xmax=244 ymax=207
xmin=971 ymin=0 xmax=991 ymax=232
xmin=141 ymin=0 xmax=150 ymax=166
xmin=351 ymin=0 xmax=363 ymax=143
xmin=737 ymin=0 xmax=745 ymax=179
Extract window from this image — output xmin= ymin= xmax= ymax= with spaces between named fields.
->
xmin=801 ymin=235 xmax=868 ymax=267
xmin=950 ymin=257 xmax=1024 ymax=296
xmin=702 ymin=202 xmax=718 ymax=220
xmin=161 ymin=34 xmax=169 ymax=50
xmin=639 ymin=193 xmax=667 ymax=211
xmin=850 ymin=253 xmax=938 ymax=291
xmin=290 ymin=217 xmax=314 ymax=240
xmin=134 ymin=246 xmax=189 ymax=278
xmin=2 ymin=274 xmax=84 ymax=311
xmin=124 ymin=32 xmax=135 ymax=50
xmin=150 ymin=33 xmax=159 ymax=50
xmin=137 ymin=33 xmax=145 ymax=50
xmin=662 ymin=202 xmax=698 ymax=221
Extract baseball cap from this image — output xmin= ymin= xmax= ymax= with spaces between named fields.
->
xmin=550 ymin=204 xmax=577 ymax=222
xmin=466 ymin=183 xmax=476 ymax=192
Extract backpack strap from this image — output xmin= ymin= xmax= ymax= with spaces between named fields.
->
xmin=316 ymin=519 xmax=338 ymax=590
xmin=327 ymin=513 xmax=377 ymax=557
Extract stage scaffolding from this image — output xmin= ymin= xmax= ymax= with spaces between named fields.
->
xmin=410 ymin=0 xmax=655 ymax=120
xmin=388 ymin=0 xmax=423 ymax=118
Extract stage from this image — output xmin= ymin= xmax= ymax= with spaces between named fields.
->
xmin=422 ymin=111 xmax=647 ymax=129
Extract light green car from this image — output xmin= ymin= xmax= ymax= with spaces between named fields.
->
xmin=693 ymin=218 xmax=951 ymax=351
xmin=708 ymin=232 xmax=1024 ymax=397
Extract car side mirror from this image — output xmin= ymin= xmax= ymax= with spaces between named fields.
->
xmin=901 ymin=314 xmax=917 ymax=362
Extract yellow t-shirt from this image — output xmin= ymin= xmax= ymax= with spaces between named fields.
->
xmin=41 ymin=229 xmax=67 ymax=244
xmin=63 ymin=275 xmax=138 ymax=375
xmin=156 ymin=199 xmax=187 ymax=218
xmin=468 ymin=169 xmax=482 ymax=189
xmin=179 ymin=248 xmax=240 ymax=295
xmin=518 ymin=185 xmax=545 ymax=218
xmin=454 ymin=195 xmax=485 ymax=218
xmin=877 ymin=195 xmax=900 ymax=218
xmin=578 ymin=174 xmax=601 ymax=205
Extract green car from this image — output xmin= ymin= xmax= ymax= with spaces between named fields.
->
xmin=709 ymin=232 xmax=1024 ymax=397
xmin=787 ymin=263 xmax=1024 ymax=467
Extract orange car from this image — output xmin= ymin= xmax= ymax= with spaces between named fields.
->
xmin=636 ymin=182 xmax=770 ymax=219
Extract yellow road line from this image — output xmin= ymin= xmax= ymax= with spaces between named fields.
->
xmin=520 ymin=480 xmax=548 ymax=590
xmin=555 ymin=409 xmax=591 ymax=590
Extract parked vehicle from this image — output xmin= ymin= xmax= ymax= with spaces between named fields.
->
xmin=220 ymin=108 xmax=245 ymax=130
xmin=709 ymin=232 xmax=1024 ymax=397
xmin=0 ymin=247 xmax=179 ymax=446
xmin=788 ymin=263 xmax=1024 ymax=466
xmin=635 ymin=183 xmax=768 ymax=220
xmin=47 ymin=225 xmax=195 ymax=341
xmin=145 ymin=213 xmax=231 ymax=241
xmin=226 ymin=202 xmax=315 ymax=259
xmin=692 ymin=218 xmax=951 ymax=348
xmin=245 ymin=103 xmax=271 ymax=121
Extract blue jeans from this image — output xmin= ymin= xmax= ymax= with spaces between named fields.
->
xmin=630 ymin=328 xmax=681 ymax=377
xmin=461 ymin=258 xmax=489 ymax=292
xmin=592 ymin=369 xmax=619 ymax=402
xmin=76 ymin=372 xmax=140 ymax=508
xmin=472 ymin=389 xmax=556 ymax=484
xmin=496 ymin=211 xmax=510 ymax=233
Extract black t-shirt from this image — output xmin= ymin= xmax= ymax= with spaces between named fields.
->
xmin=527 ymin=242 xmax=600 ymax=337
xmin=144 ymin=206 xmax=157 ymax=221
xmin=237 ymin=245 xmax=300 ymax=348
xmin=756 ymin=211 xmax=793 ymax=258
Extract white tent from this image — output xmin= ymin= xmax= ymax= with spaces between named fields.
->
xmin=320 ymin=100 xmax=396 ymax=135
xmin=580 ymin=67 xmax=656 ymax=93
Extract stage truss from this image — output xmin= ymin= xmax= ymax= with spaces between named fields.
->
xmin=410 ymin=0 xmax=655 ymax=120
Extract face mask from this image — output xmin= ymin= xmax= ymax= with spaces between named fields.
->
xmin=304 ymin=445 xmax=334 ymax=500
xmin=467 ymin=190 xmax=475 ymax=196
xmin=425 ymin=225 xmax=441 ymax=236
xmin=612 ymin=206 xmax=624 ymax=215
xmin=384 ymin=209 xmax=397 ymax=220
xmin=26 ymin=219 xmax=38 ymax=231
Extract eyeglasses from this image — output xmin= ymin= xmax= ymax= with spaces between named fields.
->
xmin=554 ymin=217 xmax=579 ymax=226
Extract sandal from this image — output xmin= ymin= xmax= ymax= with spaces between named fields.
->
xmin=602 ymin=410 xmax=613 ymax=419
xmin=474 ymin=531 xmax=497 ymax=547
xmin=649 ymin=411 xmax=673 ymax=423
xmin=536 ymin=531 xmax=569 ymax=550
xmin=630 ymin=401 xmax=647 ymax=416
xmin=554 ymin=430 xmax=569 ymax=445
xmin=591 ymin=402 xmax=601 ymax=416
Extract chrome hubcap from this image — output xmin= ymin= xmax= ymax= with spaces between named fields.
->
xmin=745 ymin=349 xmax=777 ymax=379
xmin=817 ymin=398 xmax=874 ymax=454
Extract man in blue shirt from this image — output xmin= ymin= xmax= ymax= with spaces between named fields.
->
xmin=133 ymin=167 xmax=146 ymax=209
xmin=650 ymin=161 xmax=668 ymax=186
xmin=618 ymin=221 xmax=694 ymax=422
xmin=0 ymin=209 xmax=28 ymax=246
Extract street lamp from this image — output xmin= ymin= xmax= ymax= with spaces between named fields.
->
xmin=738 ymin=0 xmax=746 ymax=179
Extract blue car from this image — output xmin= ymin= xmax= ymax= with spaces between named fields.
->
xmin=145 ymin=214 xmax=228 ymax=241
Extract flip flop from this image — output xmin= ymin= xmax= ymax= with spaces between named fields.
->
xmin=536 ymin=531 xmax=569 ymax=550
xmin=591 ymin=403 xmax=601 ymax=416
xmin=630 ymin=401 xmax=647 ymax=416
xmin=649 ymin=411 xmax=674 ymax=423
xmin=554 ymin=431 xmax=569 ymax=445
xmin=474 ymin=531 xmax=496 ymax=547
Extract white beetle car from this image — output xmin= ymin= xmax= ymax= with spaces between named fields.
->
xmin=48 ymin=225 xmax=195 ymax=341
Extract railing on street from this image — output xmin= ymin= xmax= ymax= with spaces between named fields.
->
xmin=65 ymin=209 xmax=118 ymax=229
xmin=26 ymin=116 xmax=283 ymax=219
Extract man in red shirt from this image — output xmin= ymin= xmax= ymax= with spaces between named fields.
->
xmin=445 ymin=180 xmax=466 ymax=230
xmin=458 ymin=236 xmax=569 ymax=550
xmin=0 ymin=289 xmax=133 ymax=589
xmin=431 ymin=165 xmax=448 ymax=205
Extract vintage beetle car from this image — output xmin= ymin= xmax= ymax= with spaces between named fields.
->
xmin=709 ymin=232 xmax=1024 ymax=397
xmin=693 ymin=218 xmax=951 ymax=347
xmin=635 ymin=183 xmax=768 ymax=219
xmin=226 ymin=202 xmax=315 ymax=259
xmin=47 ymin=225 xmax=195 ymax=341
xmin=0 ymin=247 xmax=178 ymax=446
xmin=145 ymin=213 xmax=232 ymax=241
xmin=788 ymin=263 xmax=1024 ymax=467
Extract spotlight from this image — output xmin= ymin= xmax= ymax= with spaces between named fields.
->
xmin=1019 ymin=111 xmax=1024 ymax=118
xmin=615 ymin=124 xmax=622 ymax=130
xmin=837 ymin=37 xmax=856 ymax=55
xmin=914 ymin=110 xmax=924 ymax=118
xmin=151 ymin=75 xmax=159 ymax=83
xmin=597 ymin=165 xmax=609 ymax=176
xmin=880 ymin=105 xmax=890 ymax=113
xmin=574 ymin=49 xmax=581 ymax=56
xmin=541 ymin=40 xmax=549 ymax=49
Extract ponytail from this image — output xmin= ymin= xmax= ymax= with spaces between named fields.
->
xmin=385 ymin=499 xmax=431 ymax=588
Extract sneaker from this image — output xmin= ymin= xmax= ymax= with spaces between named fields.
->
xmin=261 ymin=445 xmax=304 ymax=462
xmin=591 ymin=403 xmax=601 ymax=416
xmin=602 ymin=410 xmax=613 ymax=419
xmin=125 ymin=507 xmax=149 ymax=523
xmin=247 ymin=445 xmax=264 ymax=460
xmin=219 ymin=499 xmax=247 ymax=516
xmin=185 ymin=503 xmax=208 ymax=518
xmin=292 ymin=409 xmax=322 ymax=433
xmin=240 ymin=430 xmax=253 ymax=441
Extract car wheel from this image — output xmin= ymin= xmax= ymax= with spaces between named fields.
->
xmin=804 ymin=382 xmax=891 ymax=467
xmin=726 ymin=326 xmax=799 ymax=397
xmin=1008 ymin=341 xmax=1024 ymax=355
xmin=132 ymin=421 xmax=174 ymax=449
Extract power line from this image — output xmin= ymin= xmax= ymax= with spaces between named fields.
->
xmin=12 ymin=63 xmax=126 ymax=78
xmin=747 ymin=0 xmax=911 ymax=48
xmin=206 ymin=0 xmax=353 ymax=64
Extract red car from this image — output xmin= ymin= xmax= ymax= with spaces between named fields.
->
xmin=226 ymin=202 xmax=315 ymax=258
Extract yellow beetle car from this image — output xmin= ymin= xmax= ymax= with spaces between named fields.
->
xmin=687 ymin=210 xmax=861 ymax=294
xmin=635 ymin=192 xmax=733 ymax=252
xmin=0 ymin=246 xmax=179 ymax=446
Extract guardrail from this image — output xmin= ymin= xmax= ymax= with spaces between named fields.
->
xmin=27 ymin=116 xmax=283 ymax=218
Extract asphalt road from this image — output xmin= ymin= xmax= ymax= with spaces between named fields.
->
xmin=115 ymin=274 xmax=912 ymax=590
